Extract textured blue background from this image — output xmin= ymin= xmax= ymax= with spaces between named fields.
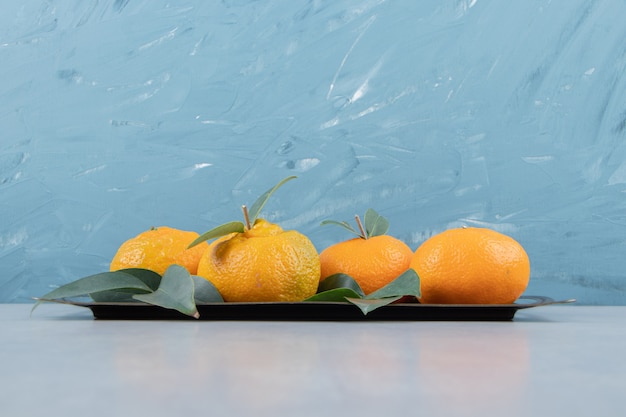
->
xmin=2 ymin=1 xmax=626 ymax=304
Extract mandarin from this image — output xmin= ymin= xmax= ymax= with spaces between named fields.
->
xmin=319 ymin=234 xmax=414 ymax=295
xmin=196 ymin=218 xmax=320 ymax=302
xmin=410 ymin=227 xmax=530 ymax=304
xmin=110 ymin=226 xmax=208 ymax=275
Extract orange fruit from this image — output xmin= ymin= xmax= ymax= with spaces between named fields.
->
xmin=319 ymin=235 xmax=414 ymax=295
xmin=110 ymin=226 xmax=208 ymax=275
xmin=410 ymin=227 xmax=530 ymax=304
xmin=196 ymin=218 xmax=320 ymax=302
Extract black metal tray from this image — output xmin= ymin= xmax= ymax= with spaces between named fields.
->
xmin=62 ymin=296 xmax=573 ymax=321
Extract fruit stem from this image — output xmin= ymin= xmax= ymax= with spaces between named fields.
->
xmin=355 ymin=214 xmax=367 ymax=239
xmin=242 ymin=205 xmax=252 ymax=230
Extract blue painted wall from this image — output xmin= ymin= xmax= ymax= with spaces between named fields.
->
xmin=2 ymin=0 xmax=625 ymax=304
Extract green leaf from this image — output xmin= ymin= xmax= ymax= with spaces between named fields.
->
xmin=90 ymin=290 xmax=140 ymax=302
xmin=345 ymin=296 xmax=403 ymax=315
xmin=133 ymin=265 xmax=199 ymax=318
xmin=192 ymin=275 xmax=224 ymax=303
xmin=305 ymin=288 xmax=364 ymax=302
xmin=365 ymin=268 xmax=421 ymax=300
xmin=317 ymin=273 xmax=365 ymax=297
xmin=363 ymin=208 xmax=389 ymax=237
xmin=32 ymin=271 xmax=154 ymax=313
xmin=314 ymin=269 xmax=420 ymax=315
xmin=116 ymin=268 xmax=162 ymax=291
xmin=320 ymin=220 xmax=361 ymax=237
xmin=39 ymin=271 xmax=154 ymax=299
xmin=248 ymin=176 xmax=297 ymax=223
xmin=188 ymin=221 xmax=245 ymax=248
xmin=90 ymin=268 xmax=162 ymax=302
xmin=321 ymin=208 xmax=390 ymax=239
xmin=306 ymin=271 xmax=420 ymax=315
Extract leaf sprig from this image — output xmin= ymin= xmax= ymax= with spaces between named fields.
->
xmin=188 ymin=176 xmax=296 ymax=249
xmin=321 ymin=208 xmax=390 ymax=239
xmin=306 ymin=269 xmax=421 ymax=314
xmin=33 ymin=266 xmax=420 ymax=318
xmin=32 ymin=265 xmax=224 ymax=318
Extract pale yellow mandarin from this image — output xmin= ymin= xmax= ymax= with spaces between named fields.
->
xmin=196 ymin=219 xmax=320 ymax=302
xmin=110 ymin=226 xmax=208 ymax=275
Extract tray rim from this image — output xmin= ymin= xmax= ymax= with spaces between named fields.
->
xmin=56 ymin=295 xmax=573 ymax=309
xmin=37 ymin=295 xmax=576 ymax=321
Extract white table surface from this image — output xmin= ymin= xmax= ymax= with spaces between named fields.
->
xmin=1 ymin=303 xmax=625 ymax=417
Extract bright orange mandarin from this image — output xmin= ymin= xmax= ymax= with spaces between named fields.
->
xmin=319 ymin=235 xmax=413 ymax=295
xmin=110 ymin=226 xmax=208 ymax=275
xmin=410 ymin=227 xmax=530 ymax=304
xmin=196 ymin=219 xmax=321 ymax=302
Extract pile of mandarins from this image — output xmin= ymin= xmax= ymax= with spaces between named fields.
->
xmin=110 ymin=183 xmax=530 ymax=305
